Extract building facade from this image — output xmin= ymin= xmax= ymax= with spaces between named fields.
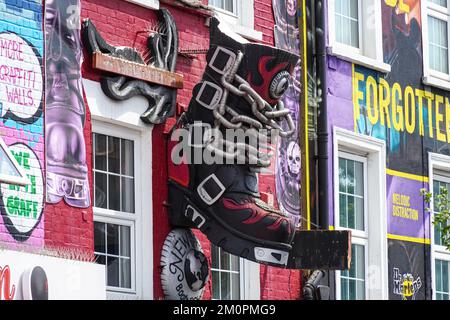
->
xmin=324 ymin=0 xmax=450 ymax=300
xmin=0 ymin=0 xmax=304 ymax=300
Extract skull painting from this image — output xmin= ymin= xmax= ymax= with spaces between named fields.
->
xmin=287 ymin=141 xmax=301 ymax=176
xmin=286 ymin=0 xmax=297 ymax=16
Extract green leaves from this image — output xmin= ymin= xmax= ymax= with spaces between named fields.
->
xmin=422 ymin=187 xmax=450 ymax=250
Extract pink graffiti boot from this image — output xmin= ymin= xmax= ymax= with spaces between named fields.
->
xmin=45 ymin=0 xmax=90 ymax=208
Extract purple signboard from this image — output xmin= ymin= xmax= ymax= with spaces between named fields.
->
xmin=387 ymin=174 xmax=430 ymax=240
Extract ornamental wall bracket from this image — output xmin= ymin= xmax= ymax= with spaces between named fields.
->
xmin=82 ymin=9 xmax=183 ymax=125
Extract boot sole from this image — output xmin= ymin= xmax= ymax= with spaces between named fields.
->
xmin=168 ymin=180 xmax=292 ymax=268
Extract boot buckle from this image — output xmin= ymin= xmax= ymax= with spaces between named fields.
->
xmin=254 ymin=247 xmax=289 ymax=266
xmin=197 ymin=174 xmax=226 ymax=205
xmin=209 ymin=46 xmax=236 ymax=75
xmin=196 ymin=81 xmax=223 ymax=110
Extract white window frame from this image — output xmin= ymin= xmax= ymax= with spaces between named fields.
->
xmin=429 ymin=152 xmax=450 ymax=300
xmin=328 ymin=0 xmax=391 ymax=73
xmin=0 ymin=137 xmax=30 ymax=186
xmin=422 ymin=1 xmax=450 ymax=90
xmin=208 ymin=0 xmax=263 ymax=41
xmin=333 ymin=127 xmax=388 ymax=300
xmin=92 ymin=120 xmax=153 ymax=300
xmin=335 ymin=152 xmax=369 ymax=300
xmin=124 ymin=0 xmax=159 ymax=10
xmin=211 ymin=245 xmax=260 ymax=300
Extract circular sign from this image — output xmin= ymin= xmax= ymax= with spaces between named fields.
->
xmin=0 ymin=32 xmax=43 ymax=123
xmin=0 ymin=143 xmax=44 ymax=240
xmin=161 ymin=229 xmax=209 ymax=300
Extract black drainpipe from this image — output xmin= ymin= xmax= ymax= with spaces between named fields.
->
xmin=315 ymin=0 xmax=329 ymax=230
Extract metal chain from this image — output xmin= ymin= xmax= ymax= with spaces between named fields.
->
xmin=203 ymin=50 xmax=296 ymax=170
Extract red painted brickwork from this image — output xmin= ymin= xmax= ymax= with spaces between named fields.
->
xmin=55 ymin=0 xmax=303 ymax=300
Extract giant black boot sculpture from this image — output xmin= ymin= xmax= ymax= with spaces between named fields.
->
xmin=168 ymin=18 xmax=298 ymax=268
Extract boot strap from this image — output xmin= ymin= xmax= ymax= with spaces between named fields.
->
xmin=197 ymin=173 xmax=227 ymax=205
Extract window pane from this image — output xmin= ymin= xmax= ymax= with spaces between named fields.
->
xmin=430 ymin=0 xmax=447 ymax=8
xmin=355 ymin=197 xmax=364 ymax=231
xmin=120 ymin=258 xmax=131 ymax=289
xmin=220 ymin=272 xmax=231 ymax=300
xmin=108 ymin=136 xmax=121 ymax=174
xmin=341 ymin=277 xmax=349 ymax=300
xmin=121 ymin=139 xmax=134 ymax=176
xmin=120 ymin=225 xmax=131 ymax=258
xmin=231 ymin=273 xmax=240 ymax=300
xmin=108 ymin=174 xmax=120 ymax=211
xmin=94 ymin=222 xmax=106 ymax=254
xmin=339 ymin=194 xmax=348 ymax=228
xmin=436 ymin=259 xmax=450 ymax=299
xmin=354 ymin=161 xmax=364 ymax=196
xmin=107 ymin=223 xmax=119 ymax=255
xmin=338 ymin=157 xmax=365 ymax=232
xmin=335 ymin=0 xmax=359 ymax=48
xmin=212 ymin=244 xmax=220 ymax=269
xmin=209 ymin=0 xmax=234 ymax=13
xmin=224 ymin=0 xmax=233 ymax=12
xmin=230 ymin=255 xmax=240 ymax=272
xmin=428 ymin=16 xmax=449 ymax=74
xmin=339 ymin=158 xmax=346 ymax=192
xmin=347 ymin=196 xmax=355 ymax=229
xmin=340 ymin=244 xmax=366 ymax=300
xmin=94 ymin=172 xmax=107 ymax=209
xmin=347 ymin=160 xmax=355 ymax=194
xmin=107 ymin=256 xmax=119 ymax=287
xmin=211 ymin=245 xmax=241 ymax=300
xmin=122 ymin=177 xmax=135 ymax=213
xmin=220 ymin=248 xmax=231 ymax=270
xmin=355 ymin=244 xmax=365 ymax=279
xmin=212 ymin=271 xmax=220 ymax=299
xmin=94 ymin=133 xmax=107 ymax=171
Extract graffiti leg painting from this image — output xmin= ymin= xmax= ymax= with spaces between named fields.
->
xmin=0 ymin=0 xmax=45 ymax=243
xmin=45 ymin=0 xmax=90 ymax=208
xmin=168 ymin=17 xmax=300 ymax=268
xmin=273 ymin=0 xmax=303 ymax=226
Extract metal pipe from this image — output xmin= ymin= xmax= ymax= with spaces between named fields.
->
xmin=315 ymin=0 xmax=329 ymax=230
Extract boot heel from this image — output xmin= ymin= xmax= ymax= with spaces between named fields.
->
xmin=168 ymin=182 xmax=197 ymax=228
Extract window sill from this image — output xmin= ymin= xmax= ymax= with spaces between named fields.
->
xmin=423 ymin=75 xmax=450 ymax=91
xmin=327 ymin=45 xmax=391 ymax=73
xmin=208 ymin=7 xmax=263 ymax=42
xmin=232 ymin=24 xmax=263 ymax=42
xmin=124 ymin=0 xmax=159 ymax=10
xmin=107 ymin=291 xmax=140 ymax=300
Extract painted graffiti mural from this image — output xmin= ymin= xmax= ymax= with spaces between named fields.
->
xmin=273 ymin=0 xmax=302 ymax=225
xmin=0 ymin=143 xmax=44 ymax=241
xmin=45 ymin=0 xmax=90 ymax=208
xmin=341 ymin=0 xmax=443 ymax=299
xmin=0 ymin=0 xmax=44 ymax=244
xmin=388 ymin=240 xmax=429 ymax=300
